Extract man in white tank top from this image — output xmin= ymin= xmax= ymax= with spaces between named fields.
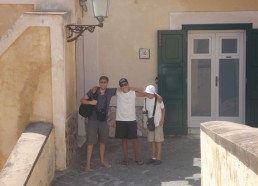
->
xmin=115 ymin=78 xmax=145 ymax=165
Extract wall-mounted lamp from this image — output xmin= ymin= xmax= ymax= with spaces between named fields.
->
xmin=66 ymin=0 xmax=109 ymax=42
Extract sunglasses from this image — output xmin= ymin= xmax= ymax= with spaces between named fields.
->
xmin=100 ymin=81 xmax=108 ymax=84
xmin=120 ymin=83 xmax=128 ymax=87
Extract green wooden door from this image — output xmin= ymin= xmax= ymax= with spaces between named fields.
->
xmin=246 ymin=29 xmax=258 ymax=127
xmin=158 ymin=30 xmax=187 ymax=135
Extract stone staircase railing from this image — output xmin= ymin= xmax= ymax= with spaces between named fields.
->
xmin=0 ymin=11 xmax=73 ymax=170
xmin=0 ymin=122 xmax=55 ymax=186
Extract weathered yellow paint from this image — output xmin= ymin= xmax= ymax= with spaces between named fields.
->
xmin=0 ymin=27 xmax=52 ymax=169
xmin=97 ymin=0 xmax=258 ymax=97
xmin=0 ymin=4 xmax=34 ymax=36
xmin=0 ymin=152 xmax=5 ymax=169
xmin=1 ymin=0 xmax=258 ymax=171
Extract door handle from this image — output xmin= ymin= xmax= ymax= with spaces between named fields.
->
xmin=215 ymin=76 xmax=218 ymax=87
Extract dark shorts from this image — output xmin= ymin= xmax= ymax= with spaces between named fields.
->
xmin=86 ymin=119 xmax=108 ymax=144
xmin=115 ymin=120 xmax=138 ymax=139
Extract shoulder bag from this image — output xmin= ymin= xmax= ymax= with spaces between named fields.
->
xmin=79 ymin=88 xmax=98 ymax=118
xmin=147 ymin=94 xmax=157 ymax=131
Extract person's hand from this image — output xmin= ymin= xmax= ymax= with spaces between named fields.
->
xmin=159 ymin=120 xmax=164 ymax=127
xmin=90 ymin=100 xmax=97 ymax=105
xmin=80 ymin=96 xmax=97 ymax=105
xmin=91 ymin=86 xmax=98 ymax=93
xmin=80 ymin=95 xmax=88 ymax=104
xmin=156 ymin=94 xmax=163 ymax=103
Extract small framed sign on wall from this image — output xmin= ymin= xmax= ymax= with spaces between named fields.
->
xmin=139 ymin=48 xmax=150 ymax=59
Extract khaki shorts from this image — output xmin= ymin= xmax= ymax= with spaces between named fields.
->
xmin=147 ymin=125 xmax=164 ymax=142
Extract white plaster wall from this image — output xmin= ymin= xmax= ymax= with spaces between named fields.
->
xmin=0 ymin=124 xmax=55 ymax=186
xmin=27 ymin=129 xmax=55 ymax=186
xmin=201 ymin=121 xmax=258 ymax=186
xmin=76 ymin=2 xmax=99 ymax=137
xmin=77 ymin=3 xmax=258 ymax=136
xmin=0 ymin=0 xmax=75 ymax=11
xmin=88 ymin=2 xmax=258 ymax=108
xmin=170 ymin=11 xmax=258 ymax=30
xmin=201 ymin=132 xmax=258 ymax=186
xmin=0 ymin=0 xmax=77 ymax=24
xmin=75 ymin=36 xmax=87 ymax=137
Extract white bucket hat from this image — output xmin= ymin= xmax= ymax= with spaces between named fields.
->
xmin=144 ymin=85 xmax=156 ymax=94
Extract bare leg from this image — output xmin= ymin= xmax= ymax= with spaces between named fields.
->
xmin=99 ymin=143 xmax=105 ymax=164
xmin=132 ymin=139 xmax=140 ymax=161
xmin=86 ymin=144 xmax=93 ymax=171
xmin=121 ymin=139 xmax=129 ymax=163
xmin=99 ymin=143 xmax=111 ymax=168
xmin=133 ymin=139 xmax=144 ymax=165
xmin=156 ymin=142 xmax=162 ymax=160
xmin=151 ymin=142 xmax=156 ymax=158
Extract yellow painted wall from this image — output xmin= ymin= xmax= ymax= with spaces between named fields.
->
xmin=0 ymin=27 xmax=52 ymax=169
xmin=0 ymin=1 xmax=80 ymax=170
xmin=0 ymin=4 xmax=34 ymax=36
xmin=1 ymin=0 xmax=258 ymax=170
xmin=98 ymin=0 xmax=258 ymax=98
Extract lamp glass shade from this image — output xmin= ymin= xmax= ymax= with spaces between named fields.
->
xmin=92 ymin=0 xmax=109 ymax=17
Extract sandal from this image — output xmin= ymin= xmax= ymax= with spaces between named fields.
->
xmin=120 ymin=160 xmax=129 ymax=165
xmin=135 ymin=160 xmax=144 ymax=165
xmin=85 ymin=163 xmax=92 ymax=172
xmin=100 ymin=162 xmax=111 ymax=169
xmin=85 ymin=168 xmax=92 ymax=172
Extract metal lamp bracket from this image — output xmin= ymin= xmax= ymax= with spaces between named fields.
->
xmin=66 ymin=22 xmax=103 ymax=42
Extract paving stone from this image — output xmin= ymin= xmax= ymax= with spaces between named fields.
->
xmin=51 ymin=135 xmax=201 ymax=186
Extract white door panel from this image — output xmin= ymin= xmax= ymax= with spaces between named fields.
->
xmin=188 ymin=30 xmax=245 ymax=127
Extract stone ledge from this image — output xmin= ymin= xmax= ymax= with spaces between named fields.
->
xmin=0 ymin=122 xmax=54 ymax=186
xmin=201 ymin=121 xmax=258 ymax=176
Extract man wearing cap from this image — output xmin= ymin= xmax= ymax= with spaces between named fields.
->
xmin=115 ymin=78 xmax=146 ymax=165
xmin=143 ymin=85 xmax=165 ymax=165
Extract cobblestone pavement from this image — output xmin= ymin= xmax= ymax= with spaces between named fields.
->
xmin=51 ymin=135 xmax=201 ymax=186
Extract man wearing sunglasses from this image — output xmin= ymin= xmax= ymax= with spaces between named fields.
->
xmin=115 ymin=78 xmax=147 ymax=166
xmin=80 ymin=76 xmax=116 ymax=172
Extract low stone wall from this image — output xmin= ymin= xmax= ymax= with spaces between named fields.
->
xmin=0 ymin=122 xmax=55 ymax=186
xmin=65 ymin=113 xmax=78 ymax=167
xmin=201 ymin=121 xmax=258 ymax=186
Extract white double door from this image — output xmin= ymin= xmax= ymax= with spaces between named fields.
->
xmin=188 ymin=30 xmax=245 ymax=127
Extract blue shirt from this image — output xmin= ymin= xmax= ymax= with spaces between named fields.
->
xmin=87 ymin=87 xmax=116 ymax=120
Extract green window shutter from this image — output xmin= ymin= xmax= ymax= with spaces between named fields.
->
xmin=246 ymin=29 xmax=258 ymax=127
xmin=158 ymin=30 xmax=187 ymax=135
